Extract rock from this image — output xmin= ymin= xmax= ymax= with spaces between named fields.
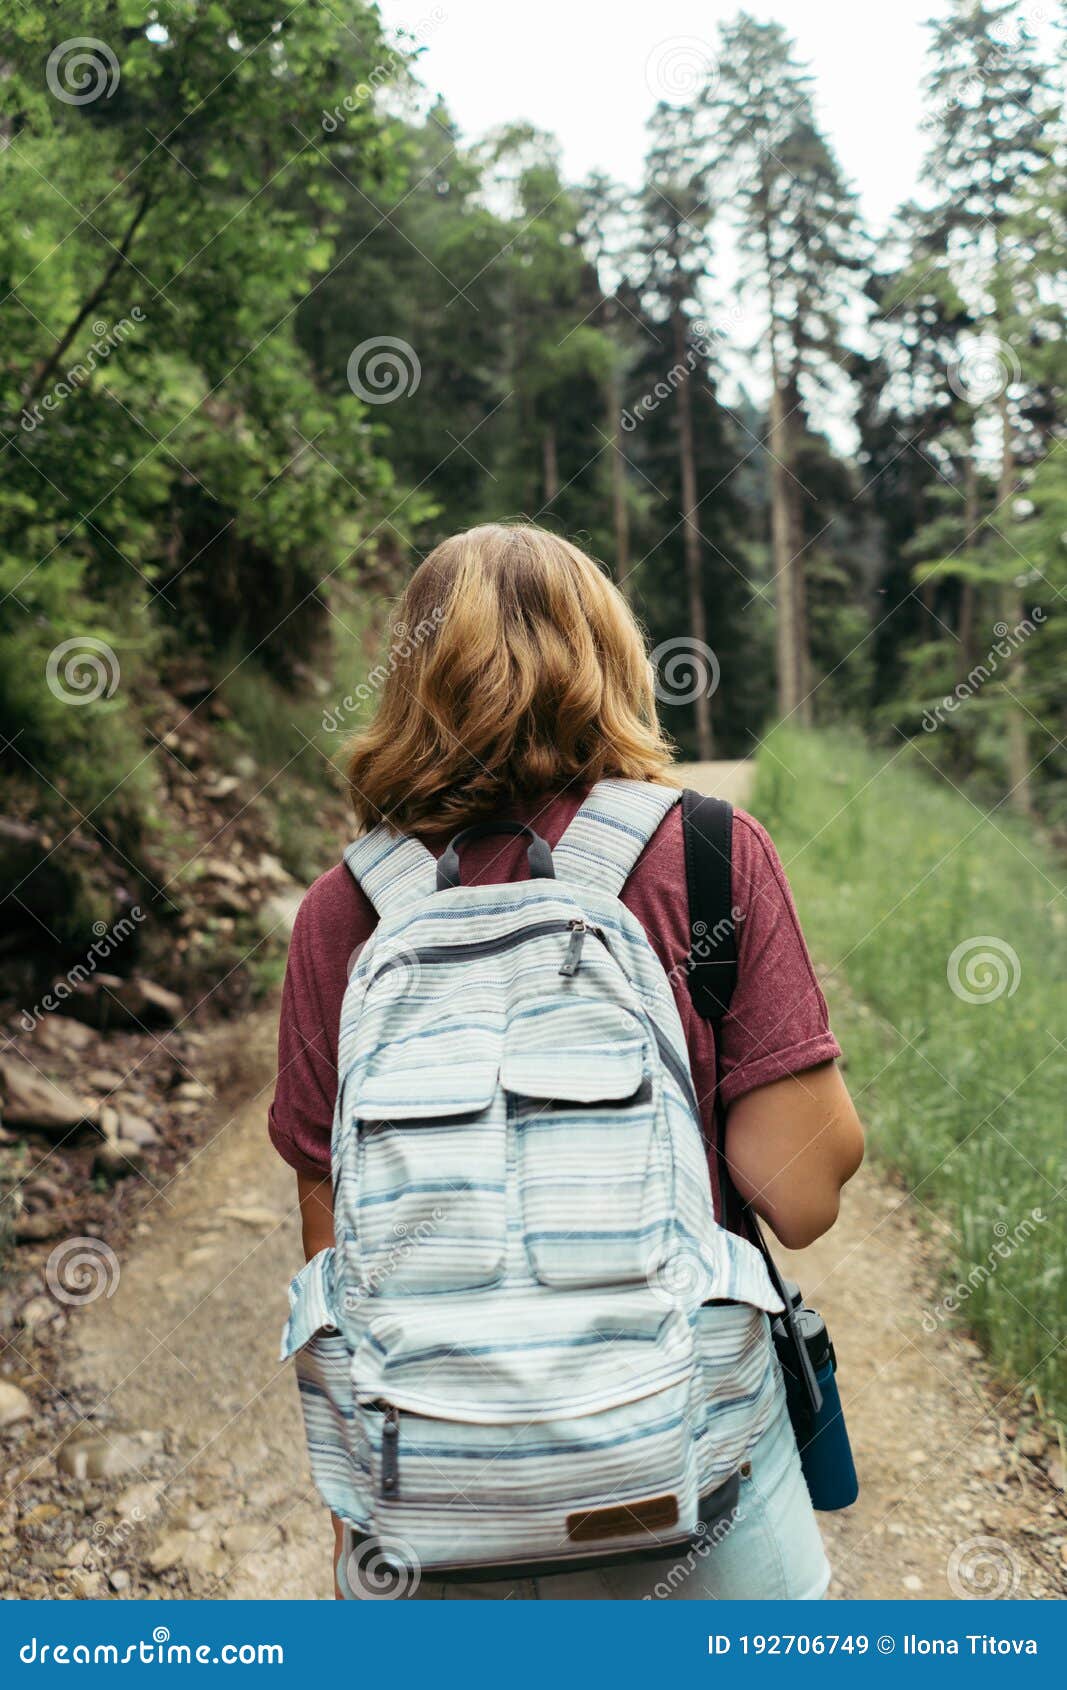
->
xmin=174 ymin=1080 xmax=211 ymax=1102
xmin=117 ymin=1112 xmax=160 ymax=1148
xmin=0 ymin=1059 xmax=97 ymax=1134
xmin=148 ymin=1529 xmax=198 ymax=1573
xmin=222 ymin=1523 xmax=278 ymax=1557
xmin=20 ymin=1296 xmax=60 ymax=1329
xmin=32 ymin=1017 xmax=94 ymax=1053
xmin=98 ymin=1104 xmax=120 ymax=1142
xmin=218 ymin=1205 xmax=277 ymax=1229
xmin=21 ymin=1502 xmax=62 ymax=1526
xmin=0 ymin=1381 xmax=32 ymax=1426
xmin=259 ymin=890 xmax=302 ymax=939
xmin=59 ymin=975 xmax=184 ymax=1031
xmin=92 ymin=1140 xmax=146 ymax=1181
xmin=202 ymin=775 xmax=239 ymax=800
xmin=181 ymin=1537 xmax=231 ymax=1578
xmin=198 ymin=857 xmax=247 ymax=887
xmin=902 ymin=1574 xmax=923 ymax=1592
xmin=23 ymin=1175 xmax=62 ymax=1206
xmin=108 ymin=1568 xmax=131 ymax=1592
xmin=1018 ymin=1432 xmax=1047 ymax=1460
xmin=57 ymin=1434 xmax=146 ymax=1482
xmin=256 ymin=852 xmax=291 ymax=884
xmin=86 ymin=1069 xmax=125 ymax=1092
xmin=14 ymin=1211 xmax=66 ymax=1244
xmin=1047 ymin=1458 xmax=1065 ymax=1492
xmin=168 ymin=1505 xmax=208 ymax=1530
xmin=115 ymin=1481 xmax=165 ymax=1521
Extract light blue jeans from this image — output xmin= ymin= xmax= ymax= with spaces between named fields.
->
xmin=405 ymin=1367 xmax=831 ymax=1601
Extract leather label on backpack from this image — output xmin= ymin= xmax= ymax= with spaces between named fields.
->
xmin=566 ymin=1492 xmax=680 ymax=1544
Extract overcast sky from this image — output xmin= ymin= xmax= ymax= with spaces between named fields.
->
xmin=376 ymin=0 xmax=939 ymax=233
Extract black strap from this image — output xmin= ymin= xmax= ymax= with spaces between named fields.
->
xmin=436 ymin=819 xmax=555 ymax=891
xmin=681 ymin=788 xmax=822 ymax=1419
xmin=680 ymin=790 xmax=738 ymax=1020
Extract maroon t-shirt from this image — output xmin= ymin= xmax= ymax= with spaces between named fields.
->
xmin=269 ymin=789 xmax=840 ymax=1217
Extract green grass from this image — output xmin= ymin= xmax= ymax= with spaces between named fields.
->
xmin=754 ymin=726 xmax=1066 ymax=1426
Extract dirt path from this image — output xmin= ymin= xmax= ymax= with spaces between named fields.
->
xmin=50 ymin=763 xmax=1064 ymax=1599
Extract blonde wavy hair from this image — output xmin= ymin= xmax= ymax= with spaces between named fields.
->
xmin=346 ymin=523 xmax=675 ymax=834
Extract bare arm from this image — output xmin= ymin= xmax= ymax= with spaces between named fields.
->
xmin=297 ymin=1170 xmax=335 ymax=1261
xmin=724 ymin=1061 xmax=864 ymax=1250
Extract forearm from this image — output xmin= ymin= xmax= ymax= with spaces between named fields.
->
xmin=297 ymin=1170 xmax=335 ymax=1260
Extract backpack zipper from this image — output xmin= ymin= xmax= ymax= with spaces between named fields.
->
xmin=367 ymin=918 xmax=611 ymax=991
xmin=380 ymin=1403 xmax=400 ymax=1495
xmin=363 ymin=921 xmax=701 ymax=1122
xmin=559 ymin=918 xmax=608 ymax=978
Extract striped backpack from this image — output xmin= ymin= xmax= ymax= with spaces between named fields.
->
xmin=281 ymin=780 xmax=783 ymax=1591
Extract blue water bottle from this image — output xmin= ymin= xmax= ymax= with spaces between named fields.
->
xmin=774 ymin=1282 xmax=859 ymax=1512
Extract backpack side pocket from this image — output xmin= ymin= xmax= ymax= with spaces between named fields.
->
xmin=281 ymin=1247 xmax=370 ymax=1526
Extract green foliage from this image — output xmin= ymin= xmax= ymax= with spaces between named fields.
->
xmin=755 ymin=727 xmax=1067 ymax=1424
xmin=0 ymin=0 xmax=408 ymax=841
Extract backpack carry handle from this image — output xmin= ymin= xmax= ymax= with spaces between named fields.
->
xmin=436 ymin=820 xmax=555 ymax=890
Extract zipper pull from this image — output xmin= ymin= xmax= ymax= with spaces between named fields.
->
xmin=559 ymin=919 xmax=587 ymax=978
xmin=381 ymin=1405 xmax=400 ymax=1495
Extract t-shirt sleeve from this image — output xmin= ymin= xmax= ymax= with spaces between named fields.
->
xmin=717 ymin=811 xmax=841 ymax=1108
xmin=268 ymin=869 xmax=371 ymax=1180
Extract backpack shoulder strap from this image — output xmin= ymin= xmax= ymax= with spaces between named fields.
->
xmin=552 ymin=779 xmax=681 ymax=898
xmin=343 ymin=824 xmax=437 ymax=918
xmin=680 ymin=789 xmax=737 ymax=1022
xmin=681 ymin=789 xmax=817 ymax=1405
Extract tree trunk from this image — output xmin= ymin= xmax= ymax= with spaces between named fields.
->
xmin=542 ymin=427 xmax=559 ymax=506
xmin=997 ymin=385 xmax=1031 ymax=815
xmin=767 ymin=350 xmax=809 ymax=721
xmin=609 ymin=360 xmax=631 ymax=598
xmin=764 ymin=241 xmax=809 ymax=724
xmin=956 ymin=446 xmax=979 ymax=686
xmin=672 ymin=309 xmax=713 ymax=759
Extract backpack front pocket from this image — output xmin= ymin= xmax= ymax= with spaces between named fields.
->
xmin=502 ymin=998 xmax=671 ymax=1288
xmin=348 ymin=1025 xmax=506 ymax=1294
xmin=354 ymin=1290 xmax=698 ymax=1573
